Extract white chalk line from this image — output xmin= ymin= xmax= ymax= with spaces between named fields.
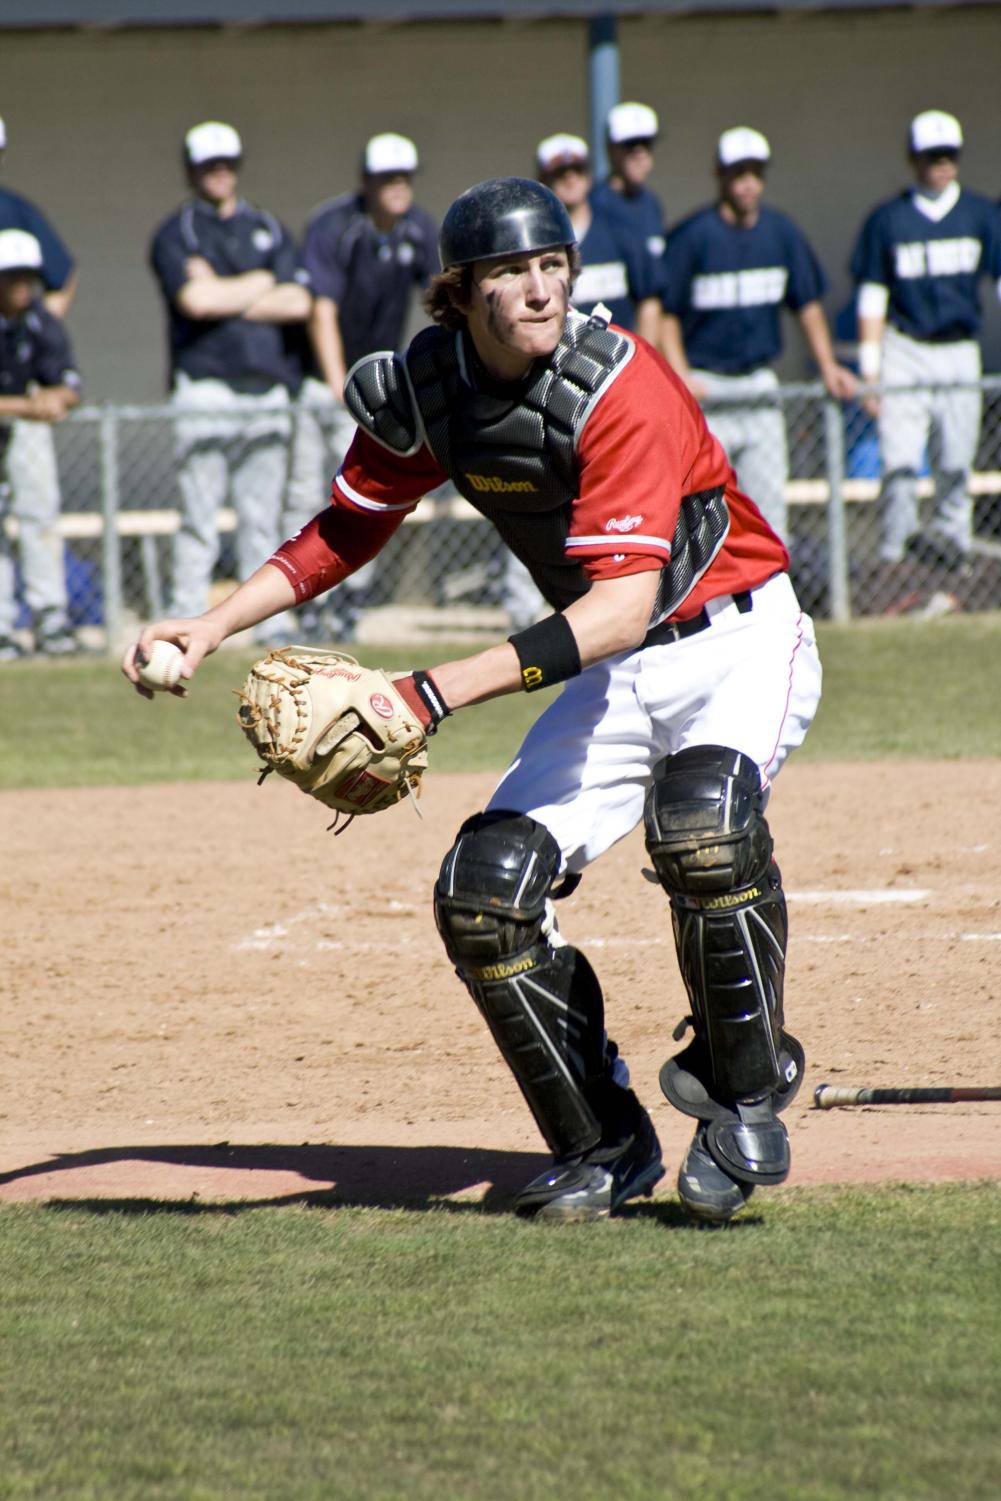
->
xmin=233 ymin=898 xmax=419 ymax=951
xmin=232 ymin=890 xmax=1001 ymax=953
xmin=791 ymin=889 xmax=930 ymax=905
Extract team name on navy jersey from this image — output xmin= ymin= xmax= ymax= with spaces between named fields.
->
xmin=691 ymin=267 xmax=789 ymax=310
xmin=850 ymin=188 xmax=1001 ymax=341
xmin=574 ymin=260 xmax=630 ymax=307
xmin=892 ymin=236 xmax=982 ymax=279
xmin=662 ymin=204 xmax=827 ymax=373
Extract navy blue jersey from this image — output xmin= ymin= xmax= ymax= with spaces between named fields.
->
xmin=662 ymin=203 xmax=828 ymax=373
xmin=0 ymin=187 xmax=75 ymax=291
xmin=149 ymin=198 xmax=306 ymax=390
xmin=300 ymin=192 xmax=438 ymax=372
xmin=590 ymin=178 xmax=667 ymax=269
xmin=572 ymin=203 xmax=659 ymax=331
xmin=0 ymin=298 xmax=81 ymax=398
xmin=849 ymin=187 xmax=1001 ymax=341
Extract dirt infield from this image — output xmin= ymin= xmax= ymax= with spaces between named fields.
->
xmin=2 ymin=762 xmax=999 ymax=1207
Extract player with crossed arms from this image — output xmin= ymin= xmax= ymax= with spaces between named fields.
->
xmin=124 ymin=178 xmax=821 ymax=1225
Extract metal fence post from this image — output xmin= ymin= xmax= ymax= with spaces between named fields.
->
xmin=823 ymin=396 xmax=851 ymax=622
xmin=99 ymin=404 xmax=123 ymax=652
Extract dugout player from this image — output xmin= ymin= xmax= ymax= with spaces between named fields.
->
xmin=849 ymin=110 xmax=1001 ymax=595
xmin=661 ymin=127 xmax=856 ymax=542
xmin=591 ymin=101 xmax=668 ymax=265
xmin=125 ymin=178 xmax=822 ymax=1225
xmin=149 ymin=121 xmax=311 ymax=644
xmin=499 ymin=131 xmax=669 ymax=630
xmin=285 ymin=132 xmax=438 ymax=641
xmin=0 ymin=116 xmax=80 ymax=656
xmin=537 ymin=132 xmax=661 ymax=344
xmin=0 ymin=230 xmax=81 ymax=661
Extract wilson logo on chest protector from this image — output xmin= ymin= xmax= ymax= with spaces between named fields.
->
xmin=464 ymin=473 xmax=538 ymax=494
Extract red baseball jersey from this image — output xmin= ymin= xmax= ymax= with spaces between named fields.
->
xmin=271 ymin=331 xmax=788 ymax=621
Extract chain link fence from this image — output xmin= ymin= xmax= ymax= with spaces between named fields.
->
xmin=4 ymin=375 xmax=1001 ymax=654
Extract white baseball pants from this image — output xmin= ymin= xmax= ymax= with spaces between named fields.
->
xmin=487 ymin=572 xmax=821 ymax=874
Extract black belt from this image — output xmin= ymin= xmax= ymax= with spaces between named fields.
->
xmin=892 ymin=325 xmax=974 ymax=346
xmin=643 ymin=590 xmax=753 ymax=648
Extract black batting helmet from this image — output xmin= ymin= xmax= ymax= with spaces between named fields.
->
xmin=438 ymin=177 xmax=575 ymax=269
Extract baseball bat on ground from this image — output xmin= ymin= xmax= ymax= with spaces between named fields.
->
xmin=814 ymin=1083 xmax=1001 ymax=1109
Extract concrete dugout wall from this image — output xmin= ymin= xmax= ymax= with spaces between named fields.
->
xmin=1 ymin=7 xmax=999 ymax=399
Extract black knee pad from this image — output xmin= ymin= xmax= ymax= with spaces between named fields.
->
xmin=643 ymin=744 xmax=772 ymax=897
xmin=434 ymin=810 xmax=561 ymax=972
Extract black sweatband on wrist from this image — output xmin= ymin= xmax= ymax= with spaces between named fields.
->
xmin=411 ymin=669 xmax=452 ymax=728
xmin=508 ymin=613 xmax=582 ymax=693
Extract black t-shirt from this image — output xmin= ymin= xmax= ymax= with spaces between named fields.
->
xmin=149 ymin=197 xmax=307 ymax=390
xmin=299 ymin=193 xmax=438 ymax=373
xmin=0 ymin=298 xmax=81 ymax=396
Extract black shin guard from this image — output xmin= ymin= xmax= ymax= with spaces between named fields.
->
xmin=435 ymin=811 xmax=612 ymax=1160
xmin=644 ymin=745 xmax=804 ymax=1185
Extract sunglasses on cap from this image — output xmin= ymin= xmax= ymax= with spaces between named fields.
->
xmin=915 ymin=147 xmax=960 ymax=163
xmin=194 ymin=156 xmax=241 ymax=172
xmin=721 ymin=160 xmax=767 ymax=177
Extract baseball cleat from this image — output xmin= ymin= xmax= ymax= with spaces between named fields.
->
xmin=515 ymin=1110 xmax=664 ymax=1223
xmin=676 ymin=1123 xmax=756 ymax=1226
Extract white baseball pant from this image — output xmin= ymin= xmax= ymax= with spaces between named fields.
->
xmin=487 ymin=572 xmax=821 ymax=874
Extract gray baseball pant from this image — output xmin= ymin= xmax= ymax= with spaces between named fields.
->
xmin=878 ymin=326 xmax=981 ymax=562
xmin=694 ymin=367 xmax=789 ymax=542
xmin=285 ymin=376 xmax=377 ymax=599
xmin=0 ymin=420 xmax=69 ymax=637
xmin=169 ymin=374 xmax=297 ymax=639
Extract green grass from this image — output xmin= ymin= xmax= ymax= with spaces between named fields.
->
xmin=3 ymin=615 xmax=1000 ymax=791
xmin=1 ymin=1184 xmax=999 ymax=1501
xmin=4 ymin=622 xmax=999 ymax=1498
xmin=803 ymin=615 xmax=1001 ymax=760
xmin=3 ymin=643 xmax=560 ymax=790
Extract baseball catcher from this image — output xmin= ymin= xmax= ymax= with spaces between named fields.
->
xmin=234 ymin=647 xmax=430 ymax=821
xmin=124 ymin=175 xmax=822 ymax=1227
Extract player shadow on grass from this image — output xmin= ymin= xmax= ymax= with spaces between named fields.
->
xmin=0 ymin=1142 xmax=746 ymax=1227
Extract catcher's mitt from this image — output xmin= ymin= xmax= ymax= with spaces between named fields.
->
xmin=236 ymin=647 xmax=429 ymax=819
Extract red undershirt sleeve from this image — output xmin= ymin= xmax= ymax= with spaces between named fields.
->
xmin=269 ymin=429 xmax=448 ymax=603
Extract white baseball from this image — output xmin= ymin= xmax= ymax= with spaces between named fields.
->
xmin=136 ymin=639 xmax=185 ymax=693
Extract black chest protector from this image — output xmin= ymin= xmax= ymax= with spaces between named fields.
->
xmin=345 ymin=309 xmax=730 ymax=618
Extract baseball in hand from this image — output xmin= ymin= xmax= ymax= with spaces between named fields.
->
xmin=136 ymin=640 xmax=186 ymax=693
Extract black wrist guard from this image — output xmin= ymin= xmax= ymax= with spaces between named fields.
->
xmin=508 ymin=613 xmax=582 ymax=693
xmin=411 ymin=669 xmax=452 ymax=729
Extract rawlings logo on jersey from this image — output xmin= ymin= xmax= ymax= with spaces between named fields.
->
xmin=465 ymin=473 xmax=538 ymax=494
xmin=605 ymin=514 xmax=643 ymax=533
